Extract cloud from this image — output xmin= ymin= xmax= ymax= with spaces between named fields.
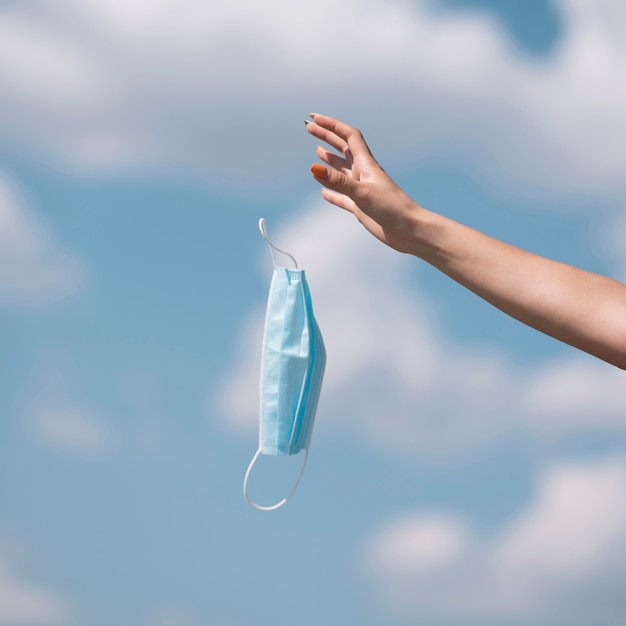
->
xmin=0 ymin=546 xmax=73 ymax=625
xmin=365 ymin=456 xmax=626 ymax=625
xmin=20 ymin=350 xmax=116 ymax=458
xmin=0 ymin=0 xmax=625 ymax=201
xmin=367 ymin=514 xmax=471 ymax=573
xmin=20 ymin=353 xmax=184 ymax=459
xmin=0 ymin=175 xmax=85 ymax=310
xmin=219 ymin=205 xmax=626 ymax=458
xmin=524 ymin=356 xmax=626 ymax=432
xmin=148 ymin=607 xmax=201 ymax=626
xmin=493 ymin=459 xmax=626 ymax=580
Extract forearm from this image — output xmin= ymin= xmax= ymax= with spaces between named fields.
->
xmin=411 ymin=207 xmax=626 ymax=369
xmin=306 ymin=113 xmax=626 ymax=368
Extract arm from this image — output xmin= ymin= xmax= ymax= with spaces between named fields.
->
xmin=306 ymin=113 xmax=626 ymax=369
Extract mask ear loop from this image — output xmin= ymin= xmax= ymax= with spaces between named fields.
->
xmin=243 ymin=448 xmax=309 ymax=511
xmin=259 ymin=218 xmax=298 ymax=269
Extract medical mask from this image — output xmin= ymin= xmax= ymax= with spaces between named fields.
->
xmin=243 ymin=218 xmax=326 ymax=511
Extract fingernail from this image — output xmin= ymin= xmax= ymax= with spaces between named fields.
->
xmin=311 ymin=163 xmax=327 ymax=179
xmin=309 ymin=112 xmax=319 ymax=118
xmin=304 ymin=119 xmax=311 ymax=126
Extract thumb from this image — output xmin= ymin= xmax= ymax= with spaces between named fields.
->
xmin=311 ymin=164 xmax=356 ymax=197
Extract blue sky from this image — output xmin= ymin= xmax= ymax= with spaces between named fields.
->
xmin=2 ymin=1 xmax=626 ymax=624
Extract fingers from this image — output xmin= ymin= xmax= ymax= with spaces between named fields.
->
xmin=308 ymin=113 xmax=374 ymax=160
xmin=320 ymin=188 xmax=355 ymax=213
xmin=306 ymin=119 xmax=347 ymax=154
xmin=316 ymin=145 xmax=349 ymax=174
xmin=320 ymin=189 xmax=386 ymax=242
xmin=310 ymin=163 xmax=355 ymax=196
xmin=307 ymin=114 xmax=391 ymax=248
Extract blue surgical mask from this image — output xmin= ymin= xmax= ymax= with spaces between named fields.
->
xmin=243 ymin=218 xmax=326 ymax=511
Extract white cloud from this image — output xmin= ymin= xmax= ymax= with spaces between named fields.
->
xmin=21 ymin=351 xmax=115 ymax=458
xmin=524 ymin=356 xmax=626 ymax=431
xmin=20 ymin=354 xmax=183 ymax=459
xmin=219 ymin=204 xmax=517 ymax=453
xmin=0 ymin=547 xmax=73 ymax=625
xmin=148 ymin=608 xmax=243 ymax=626
xmin=493 ymin=459 xmax=626 ymax=580
xmin=0 ymin=175 xmax=85 ymax=310
xmin=29 ymin=407 xmax=110 ymax=451
xmin=0 ymin=11 xmax=108 ymax=107
xmin=0 ymin=0 xmax=625 ymax=201
xmin=365 ymin=456 xmax=626 ymax=624
xmin=219 ymin=205 xmax=626 ymax=458
xmin=367 ymin=514 xmax=470 ymax=573
xmin=148 ymin=607 xmax=201 ymax=626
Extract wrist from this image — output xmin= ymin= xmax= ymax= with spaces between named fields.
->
xmin=401 ymin=202 xmax=443 ymax=262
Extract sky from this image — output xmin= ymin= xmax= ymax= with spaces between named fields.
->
xmin=2 ymin=0 xmax=626 ymax=624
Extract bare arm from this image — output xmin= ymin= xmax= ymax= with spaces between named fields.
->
xmin=306 ymin=113 xmax=626 ymax=369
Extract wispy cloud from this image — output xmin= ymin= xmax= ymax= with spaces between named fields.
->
xmin=0 ymin=175 xmax=85 ymax=310
xmin=20 ymin=350 xmax=115 ymax=458
xmin=219 ymin=206 xmax=626 ymax=458
xmin=19 ymin=351 xmax=187 ymax=460
xmin=364 ymin=456 xmax=626 ymax=624
xmin=148 ymin=607 xmax=201 ymax=626
xmin=0 ymin=544 xmax=73 ymax=625
xmin=0 ymin=0 xmax=624 ymax=201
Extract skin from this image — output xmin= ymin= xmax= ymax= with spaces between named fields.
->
xmin=306 ymin=113 xmax=626 ymax=369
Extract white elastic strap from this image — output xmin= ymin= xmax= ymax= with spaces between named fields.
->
xmin=258 ymin=218 xmax=298 ymax=269
xmin=243 ymin=447 xmax=309 ymax=511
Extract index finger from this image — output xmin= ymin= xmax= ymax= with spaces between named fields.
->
xmin=308 ymin=113 xmax=374 ymax=158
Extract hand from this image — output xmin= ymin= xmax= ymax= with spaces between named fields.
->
xmin=306 ymin=113 xmax=424 ymax=254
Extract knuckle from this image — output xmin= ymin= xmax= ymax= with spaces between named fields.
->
xmin=330 ymin=170 xmax=348 ymax=189
xmin=348 ymin=127 xmax=363 ymax=141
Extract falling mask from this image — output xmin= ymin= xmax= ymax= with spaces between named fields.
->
xmin=243 ymin=218 xmax=326 ymax=511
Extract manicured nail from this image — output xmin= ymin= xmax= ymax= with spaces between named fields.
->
xmin=304 ymin=119 xmax=311 ymax=126
xmin=309 ymin=112 xmax=319 ymax=119
xmin=311 ymin=163 xmax=327 ymax=179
